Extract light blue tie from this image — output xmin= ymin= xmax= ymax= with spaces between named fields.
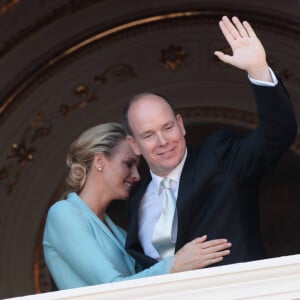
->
xmin=152 ymin=178 xmax=177 ymax=259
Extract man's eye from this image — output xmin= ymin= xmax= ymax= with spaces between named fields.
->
xmin=142 ymin=134 xmax=152 ymax=139
xmin=164 ymin=123 xmax=174 ymax=131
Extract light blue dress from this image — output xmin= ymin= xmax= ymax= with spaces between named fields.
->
xmin=43 ymin=192 xmax=173 ymax=290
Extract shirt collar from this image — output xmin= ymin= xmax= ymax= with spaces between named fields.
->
xmin=150 ymin=148 xmax=188 ymax=192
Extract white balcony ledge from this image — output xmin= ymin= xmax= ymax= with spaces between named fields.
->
xmin=8 ymin=254 xmax=300 ymax=300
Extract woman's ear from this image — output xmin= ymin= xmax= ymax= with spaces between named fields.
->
xmin=93 ymin=153 xmax=105 ymax=172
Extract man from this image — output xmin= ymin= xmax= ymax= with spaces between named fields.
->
xmin=122 ymin=16 xmax=297 ymax=269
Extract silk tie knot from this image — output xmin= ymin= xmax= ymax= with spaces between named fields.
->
xmin=161 ymin=177 xmax=171 ymax=191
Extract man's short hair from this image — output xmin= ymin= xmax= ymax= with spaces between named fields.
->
xmin=122 ymin=92 xmax=177 ymax=137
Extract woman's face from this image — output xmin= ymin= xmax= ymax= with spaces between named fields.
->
xmin=102 ymin=139 xmax=140 ymax=200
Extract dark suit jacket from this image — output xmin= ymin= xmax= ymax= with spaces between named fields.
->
xmin=126 ymin=79 xmax=297 ymax=269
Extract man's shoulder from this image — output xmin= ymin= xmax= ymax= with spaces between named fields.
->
xmin=186 ymin=129 xmax=242 ymax=169
xmin=188 ymin=129 xmax=239 ymax=151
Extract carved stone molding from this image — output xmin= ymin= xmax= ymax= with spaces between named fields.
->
xmin=179 ymin=106 xmax=258 ymax=128
xmin=0 ymin=0 xmax=20 ymax=15
xmin=161 ymin=44 xmax=187 ymax=71
xmin=0 ymin=3 xmax=299 ymax=298
xmin=0 ymin=112 xmax=52 ymax=194
xmin=1 ymin=9 xmax=299 ymax=119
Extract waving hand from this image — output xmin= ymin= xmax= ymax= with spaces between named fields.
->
xmin=214 ymin=16 xmax=272 ymax=82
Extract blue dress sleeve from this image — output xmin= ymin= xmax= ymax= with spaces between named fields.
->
xmin=43 ymin=201 xmax=173 ymax=290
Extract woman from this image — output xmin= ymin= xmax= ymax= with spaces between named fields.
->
xmin=43 ymin=123 xmax=231 ymax=290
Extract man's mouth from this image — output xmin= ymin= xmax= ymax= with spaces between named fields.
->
xmin=158 ymin=147 xmax=175 ymax=157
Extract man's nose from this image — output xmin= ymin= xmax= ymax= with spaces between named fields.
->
xmin=157 ymin=132 xmax=167 ymax=145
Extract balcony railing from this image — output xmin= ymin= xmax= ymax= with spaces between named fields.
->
xmin=6 ymin=254 xmax=300 ymax=300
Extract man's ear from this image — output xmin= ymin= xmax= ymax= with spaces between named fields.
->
xmin=127 ymin=135 xmax=142 ymax=155
xmin=176 ymin=114 xmax=186 ymax=136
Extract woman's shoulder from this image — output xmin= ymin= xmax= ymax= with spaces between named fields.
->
xmin=47 ymin=193 xmax=78 ymax=220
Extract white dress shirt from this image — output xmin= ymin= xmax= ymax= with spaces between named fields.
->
xmin=248 ymin=67 xmax=277 ymax=86
xmin=138 ymin=69 xmax=277 ymax=260
xmin=138 ymin=151 xmax=187 ymax=260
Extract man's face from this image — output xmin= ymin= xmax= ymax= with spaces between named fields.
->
xmin=127 ymin=94 xmax=186 ymax=177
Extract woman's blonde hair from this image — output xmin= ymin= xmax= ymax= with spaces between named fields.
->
xmin=64 ymin=122 xmax=126 ymax=196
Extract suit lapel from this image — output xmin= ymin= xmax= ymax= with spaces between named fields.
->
xmin=176 ymin=146 xmax=198 ymax=249
xmin=127 ymin=148 xmax=204 ymax=264
xmin=126 ymin=173 xmax=158 ymax=267
xmin=177 ymin=147 xmax=198 ymax=210
xmin=126 ymin=175 xmax=151 ymax=252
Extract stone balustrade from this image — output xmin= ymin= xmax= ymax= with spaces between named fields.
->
xmin=6 ymin=254 xmax=300 ymax=300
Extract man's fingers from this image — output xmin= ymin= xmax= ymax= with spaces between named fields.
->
xmin=214 ymin=51 xmax=233 ymax=65
xmin=232 ymin=16 xmax=249 ymax=38
xmin=243 ymin=20 xmax=257 ymax=38
xmin=221 ymin=16 xmax=241 ymax=40
xmin=218 ymin=19 xmax=235 ymax=46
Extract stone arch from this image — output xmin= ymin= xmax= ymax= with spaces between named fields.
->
xmin=0 ymin=0 xmax=299 ymax=297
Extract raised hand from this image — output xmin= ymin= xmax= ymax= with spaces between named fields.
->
xmin=214 ymin=16 xmax=272 ymax=82
xmin=171 ymin=235 xmax=231 ymax=273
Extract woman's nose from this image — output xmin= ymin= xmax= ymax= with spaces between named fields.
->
xmin=132 ymin=166 xmax=140 ymax=182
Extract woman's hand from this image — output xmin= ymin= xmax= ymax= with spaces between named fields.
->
xmin=171 ymin=235 xmax=231 ymax=273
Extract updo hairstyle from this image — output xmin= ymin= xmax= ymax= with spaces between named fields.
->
xmin=64 ymin=122 xmax=126 ymax=195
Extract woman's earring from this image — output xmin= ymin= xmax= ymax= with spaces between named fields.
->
xmin=98 ymin=166 xmax=102 ymax=172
